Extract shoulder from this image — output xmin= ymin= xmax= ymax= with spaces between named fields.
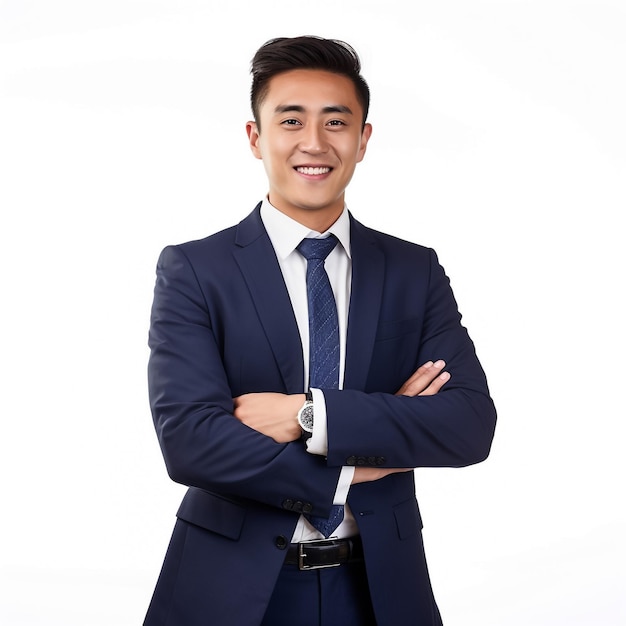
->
xmin=159 ymin=203 xmax=264 ymax=265
xmin=177 ymin=224 xmax=238 ymax=259
xmin=153 ymin=226 xmax=237 ymax=277
xmin=350 ymin=215 xmax=437 ymax=263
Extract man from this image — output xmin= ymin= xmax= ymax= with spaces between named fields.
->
xmin=145 ymin=36 xmax=496 ymax=625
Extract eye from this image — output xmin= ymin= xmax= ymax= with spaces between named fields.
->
xmin=327 ymin=119 xmax=346 ymax=127
xmin=281 ymin=118 xmax=302 ymax=126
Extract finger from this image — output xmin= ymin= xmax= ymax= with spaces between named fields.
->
xmin=232 ymin=393 xmax=250 ymax=407
xmin=396 ymin=360 xmax=446 ymax=396
xmin=417 ymin=370 xmax=450 ymax=396
xmin=400 ymin=361 xmax=433 ymax=387
xmin=395 ymin=361 xmax=434 ymax=395
xmin=232 ymin=394 xmax=251 ymax=419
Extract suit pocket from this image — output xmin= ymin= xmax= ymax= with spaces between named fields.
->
xmin=393 ymin=497 xmax=423 ymax=540
xmin=376 ymin=317 xmax=422 ymax=342
xmin=176 ymin=487 xmax=247 ymax=541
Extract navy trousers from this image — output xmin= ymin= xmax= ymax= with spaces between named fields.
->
xmin=261 ymin=560 xmax=377 ymax=625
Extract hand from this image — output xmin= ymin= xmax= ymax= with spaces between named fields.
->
xmin=232 ymin=392 xmax=304 ymax=443
xmin=395 ymin=359 xmax=450 ymax=397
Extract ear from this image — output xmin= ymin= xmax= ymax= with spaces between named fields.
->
xmin=356 ymin=123 xmax=372 ymax=163
xmin=246 ymin=121 xmax=262 ymax=160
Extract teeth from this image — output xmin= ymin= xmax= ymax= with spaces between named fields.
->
xmin=297 ymin=166 xmax=330 ymax=175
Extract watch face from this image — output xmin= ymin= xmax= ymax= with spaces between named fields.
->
xmin=298 ymin=403 xmax=314 ymax=432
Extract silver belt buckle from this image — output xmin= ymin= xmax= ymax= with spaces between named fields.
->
xmin=298 ymin=538 xmax=342 ymax=571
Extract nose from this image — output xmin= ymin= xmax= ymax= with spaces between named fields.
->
xmin=298 ymin=123 xmax=328 ymax=154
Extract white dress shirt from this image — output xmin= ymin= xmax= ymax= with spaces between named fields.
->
xmin=260 ymin=199 xmax=358 ymax=541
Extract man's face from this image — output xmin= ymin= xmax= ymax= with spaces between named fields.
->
xmin=247 ymin=69 xmax=372 ymax=229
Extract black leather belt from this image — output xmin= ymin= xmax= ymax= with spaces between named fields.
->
xmin=284 ymin=536 xmax=364 ymax=570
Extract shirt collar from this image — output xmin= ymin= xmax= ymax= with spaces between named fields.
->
xmin=260 ymin=198 xmax=352 ymax=261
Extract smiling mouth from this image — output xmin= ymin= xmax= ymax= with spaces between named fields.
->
xmin=295 ymin=166 xmax=332 ymax=175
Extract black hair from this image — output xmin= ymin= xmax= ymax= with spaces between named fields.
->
xmin=250 ymin=36 xmax=370 ymax=130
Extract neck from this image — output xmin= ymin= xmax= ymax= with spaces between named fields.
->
xmin=269 ymin=199 xmax=344 ymax=233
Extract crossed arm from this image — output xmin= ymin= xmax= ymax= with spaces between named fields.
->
xmin=232 ymin=359 xmax=451 ymax=484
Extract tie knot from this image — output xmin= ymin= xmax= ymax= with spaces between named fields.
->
xmin=297 ymin=235 xmax=338 ymax=262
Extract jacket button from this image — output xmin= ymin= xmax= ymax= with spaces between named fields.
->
xmin=282 ymin=499 xmax=294 ymax=510
xmin=302 ymin=503 xmax=313 ymax=514
xmin=275 ymin=535 xmax=288 ymax=550
xmin=346 ymin=456 xmax=357 ymax=466
xmin=367 ymin=456 xmax=377 ymax=466
xmin=293 ymin=501 xmax=304 ymax=513
xmin=357 ymin=456 xmax=366 ymax=466
xmin=376 ymin=457 xmax=386 ymax=465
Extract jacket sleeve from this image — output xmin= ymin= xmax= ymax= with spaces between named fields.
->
xmin=324 ymin=247 xmax=497 ymax=469
xmin=148 ymin=244 xmax=340 ymax=517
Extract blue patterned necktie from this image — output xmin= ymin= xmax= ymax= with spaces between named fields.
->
xmin=297 ymin=235 xmax=344 ymax=538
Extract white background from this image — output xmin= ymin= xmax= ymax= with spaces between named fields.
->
xmin=1 ymin=1 xmax=624 ymax=624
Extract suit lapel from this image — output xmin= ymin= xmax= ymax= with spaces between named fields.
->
xmin=233 ymin=206 xmax=305 ymax=393
xmin=344 ymin=216 xmax=385 ymax=390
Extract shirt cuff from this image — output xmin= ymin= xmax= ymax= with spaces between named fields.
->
xmin=306 ymin=387 xmax=328 ymax=456
xmin=333 ymin=466 xmax=355 ymax=505
xmin=305 ymin=389 xmax=353 ymax=505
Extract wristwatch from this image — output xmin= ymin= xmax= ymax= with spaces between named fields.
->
xmin=297 ymin=391 xmax=314 ymax=439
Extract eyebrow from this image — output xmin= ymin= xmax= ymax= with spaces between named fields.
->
xmin=274 ymin=104 xmax=354 ymax=115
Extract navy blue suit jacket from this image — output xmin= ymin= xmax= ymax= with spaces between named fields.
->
xmin=145 ymin=204 xmax=496 ymax=625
